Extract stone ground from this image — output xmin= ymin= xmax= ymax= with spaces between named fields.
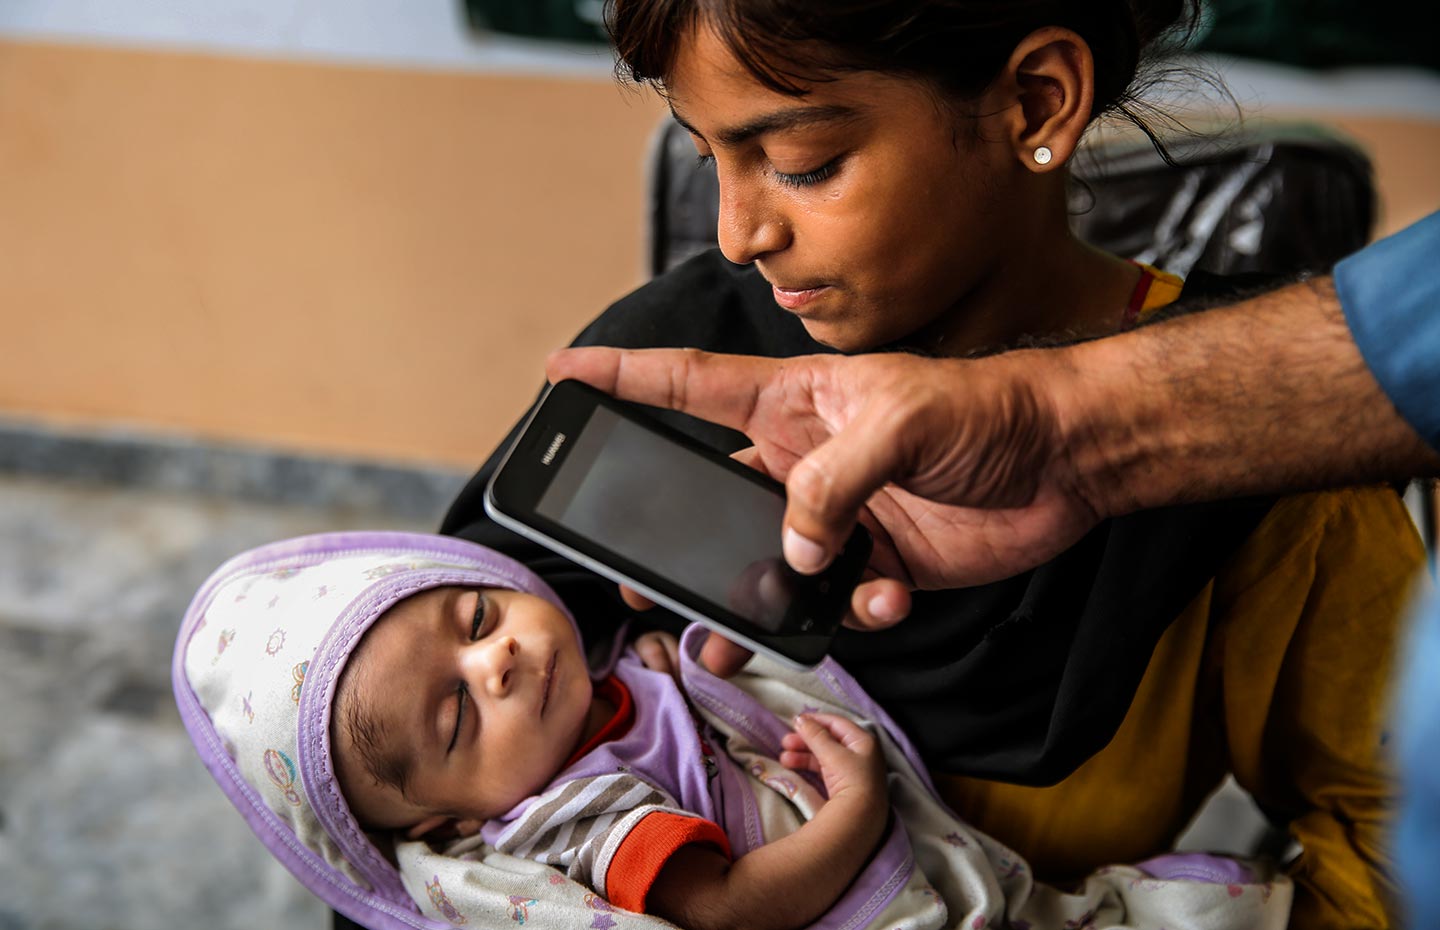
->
xmin=0 ymin=472 xmax=437 ymax=930
xmin=0 ymin=468 xmax=1304 ymax=929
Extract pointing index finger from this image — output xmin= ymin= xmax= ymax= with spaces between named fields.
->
xmin=545 ymin=347 xmax=782 ymax=434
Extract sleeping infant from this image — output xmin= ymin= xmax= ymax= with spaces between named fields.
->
xmin=175 ymin=531 xmax=1291 ymax=930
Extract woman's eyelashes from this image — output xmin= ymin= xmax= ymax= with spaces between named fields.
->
xmin=773 ymin=158 xmax=840 ymax=188
xmin=695 ymin=152 xmax=842 ymax=188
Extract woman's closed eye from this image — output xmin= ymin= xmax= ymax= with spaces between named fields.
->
xmin=695 ymin=152 xmax=842 ymax=189
xmin=773 ymin=158 xmax=840 ymax=188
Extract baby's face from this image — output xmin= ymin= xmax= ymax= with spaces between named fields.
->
xmin=334 ymin=585 xmax=595 ymax=834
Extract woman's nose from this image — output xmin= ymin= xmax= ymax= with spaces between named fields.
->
xmin=461 ymin=635 xmax=518 ymax=697
xmin=716 ymin=171 xmax=790 ymax=265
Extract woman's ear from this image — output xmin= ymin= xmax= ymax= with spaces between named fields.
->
xmin=999 ymin=27 xmax=1095 ymax=173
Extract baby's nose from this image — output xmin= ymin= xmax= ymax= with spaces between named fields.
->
xmin=465 ymin=635 xmax=518 ymax=697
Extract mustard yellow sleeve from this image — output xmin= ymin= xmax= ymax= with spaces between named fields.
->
xmin=1208 ymin=488 xmax=1428 ymax=930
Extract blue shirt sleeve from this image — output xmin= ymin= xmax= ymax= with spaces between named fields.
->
xmin=1398 ymin=590 xmax=1440 ymax=929
xmin=1334 ymin=211 xmax=1440 ymax=452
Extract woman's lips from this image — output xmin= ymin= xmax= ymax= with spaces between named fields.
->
xmin=771 ymin=284 xmax=831 ymax=311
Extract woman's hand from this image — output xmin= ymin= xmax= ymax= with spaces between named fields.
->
xmin=633 ymin=630 xmax=683 ymax=688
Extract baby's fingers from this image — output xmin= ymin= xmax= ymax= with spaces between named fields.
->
xmin=778 ymin=748 xmax=820 ymax=773
xmin=780 ymin=730 xmax=811 ymax=750
xmin=780 ymin=730 xmax=817 ymax=770
xmin=791 ymin=714 xmax=877 ymax=778
xmin=796 ymin=712 xmax=876 ymax=754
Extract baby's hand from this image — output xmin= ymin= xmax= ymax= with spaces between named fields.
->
xmin=779 ymin=713 xmax=887 ymax=811
xmin=634 ymin=630 xmax=683 ymax=687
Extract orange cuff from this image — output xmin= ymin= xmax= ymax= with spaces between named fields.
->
xmin=605 ymin=811 xmax=731 ymax=913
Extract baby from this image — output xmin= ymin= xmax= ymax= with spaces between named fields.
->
xmin=175 ymin=531 xmax=1291 ymax=930
xmin=328 ymin=570 xmax=886 ymax=930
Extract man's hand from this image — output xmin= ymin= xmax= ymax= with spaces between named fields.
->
xmin=549 ymin=265 xmax=1440 ymax=679
xmin=547 ymin=346 xmax=1104 ymax=632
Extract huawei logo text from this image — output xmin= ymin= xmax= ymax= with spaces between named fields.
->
xmin=541 ymin=433 xmax=567 ymax=465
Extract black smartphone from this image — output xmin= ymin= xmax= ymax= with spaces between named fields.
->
xmin=484 ymin=380 xmax=872 ymax=669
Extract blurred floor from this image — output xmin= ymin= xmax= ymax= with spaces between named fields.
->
xmin=0 ymin=471 xmax=440 ymax=929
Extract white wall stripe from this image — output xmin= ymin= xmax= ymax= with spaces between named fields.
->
xmin=0 ymin=0 xmax=617 ymax=78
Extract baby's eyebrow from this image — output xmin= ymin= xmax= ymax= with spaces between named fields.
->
xmin=389 ymin=752 xmax=418 ymax=802
xmin=371 ymin=677 xmax=418 ymax=796
xmin=347 ymin=678 xmax=414 ymax=797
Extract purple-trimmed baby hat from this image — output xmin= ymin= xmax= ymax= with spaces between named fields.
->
xmin=171 ymin=531 xmax=581 ymax=929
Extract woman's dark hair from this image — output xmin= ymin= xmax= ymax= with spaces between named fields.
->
xmin=607 ymin=0 xmax=1202 ymax=153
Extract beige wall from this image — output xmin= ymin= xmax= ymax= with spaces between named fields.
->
xmin=0 ymin=39 xmax=665 ymax=469
xmin=1291 ymin=114 xmax=1440 ymax=238
xmin=1 ymin=39 xmax=1436 ymax=469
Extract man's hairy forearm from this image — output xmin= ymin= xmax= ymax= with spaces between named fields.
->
xmin=1055 ymin=277 xmax=1440 ymax=517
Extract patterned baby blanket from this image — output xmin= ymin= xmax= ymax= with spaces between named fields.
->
xmin=395 ymin=625 xmax=1291 ymax=930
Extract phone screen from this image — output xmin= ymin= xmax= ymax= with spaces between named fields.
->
xmin=535 ymin=406 xmax=797 ymax=632
xmin=486 ymin=380 xmax=870 ymax=667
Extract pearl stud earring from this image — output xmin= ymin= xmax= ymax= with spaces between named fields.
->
xmin=1033 ymin=145 xmax=1053 ymax=166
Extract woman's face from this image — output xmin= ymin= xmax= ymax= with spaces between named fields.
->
xmin=666 ymin=25 xmax=1026 ymax=352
